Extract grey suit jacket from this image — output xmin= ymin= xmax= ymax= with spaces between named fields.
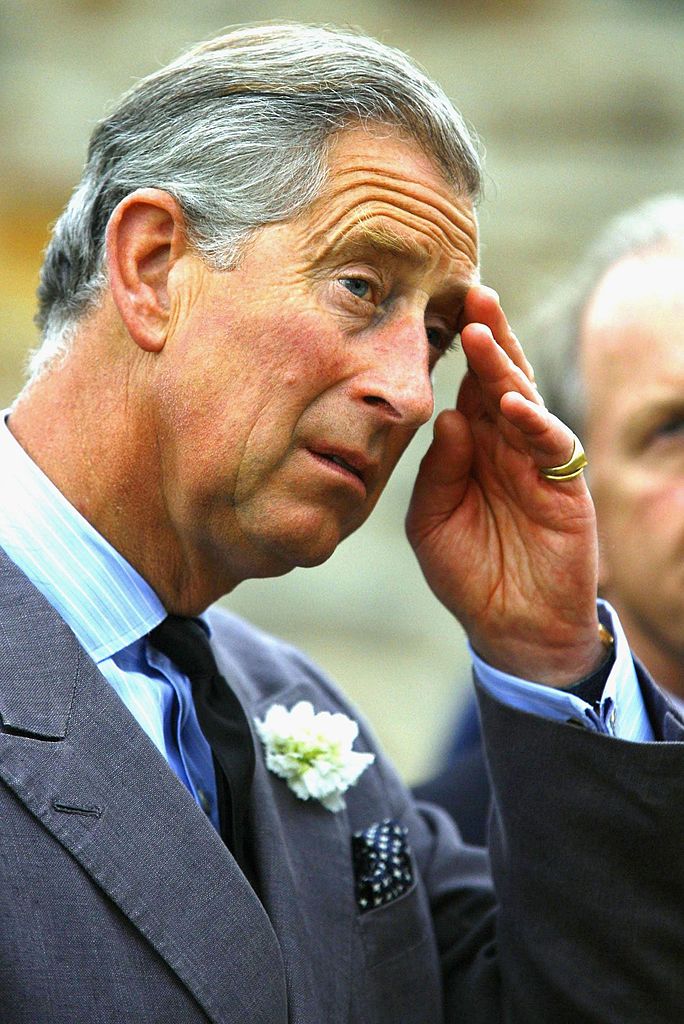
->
xmin=1 ymin=546 xmax=683 ymax=1023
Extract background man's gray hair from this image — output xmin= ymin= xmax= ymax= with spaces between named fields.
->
xmin=32 ymin=22 xmax=482 ymax=379
xmin=530 ymin=193 xmax=684 ymax=437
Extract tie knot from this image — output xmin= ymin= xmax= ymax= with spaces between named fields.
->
xmin=149 ymin=615 xmax=216 ymax=681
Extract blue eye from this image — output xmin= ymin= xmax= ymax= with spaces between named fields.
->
xmin=340 ymin=277 xmax=372 ymax=300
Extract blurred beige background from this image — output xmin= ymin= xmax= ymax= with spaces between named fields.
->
xmin=1 ymin=0 xmax=683 ymax=781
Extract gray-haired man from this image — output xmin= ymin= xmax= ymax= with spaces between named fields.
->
xmin=1 ymin=25 xmax=682 ymax=1024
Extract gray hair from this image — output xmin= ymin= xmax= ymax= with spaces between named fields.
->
xmin=32 ymin=22 xmax=482 ymax=378
xmin=530 ymin=194 xmax=684 ymax=437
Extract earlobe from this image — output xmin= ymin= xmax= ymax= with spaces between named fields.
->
xmin=106 ymin=188 xmax=187 ymax=352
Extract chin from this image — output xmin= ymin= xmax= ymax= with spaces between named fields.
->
xmin=239 ymin=523 xmax=341 ymax=580
xmin=233 ymin=497 xmax=368 ymax=579
xmin=277 ymin=529 xmax=345 ymax=572
xmin=244 ymin=541 xmax=336 ymax=581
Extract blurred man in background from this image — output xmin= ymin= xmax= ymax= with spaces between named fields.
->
xmin=416 ymin=194 xmax=684 ymax=845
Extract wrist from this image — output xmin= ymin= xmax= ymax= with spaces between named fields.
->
xmin=471 ymin=620 xmax=613 ymax=689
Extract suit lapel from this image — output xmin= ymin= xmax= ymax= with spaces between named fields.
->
xmin=0 ymin=555 xmax=288 ymax=1024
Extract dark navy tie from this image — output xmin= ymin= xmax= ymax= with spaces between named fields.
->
xmin=149 ymin=616 xmax=256 ymax=881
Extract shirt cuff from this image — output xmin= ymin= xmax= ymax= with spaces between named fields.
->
xmin=469 ymin=600 xmax=655 ymax=742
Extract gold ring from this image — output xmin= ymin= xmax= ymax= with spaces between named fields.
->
xmin=540 ymin=434 xmax=588 ymax=482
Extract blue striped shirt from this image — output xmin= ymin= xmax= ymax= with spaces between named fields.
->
xmin=0 ymin=414 xmax=219 ymax=827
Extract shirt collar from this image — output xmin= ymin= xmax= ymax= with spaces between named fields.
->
xmin=0 ymin=412 xmax=165 ymax=662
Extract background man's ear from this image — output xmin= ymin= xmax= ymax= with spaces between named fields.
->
xmin=106 ymin=188 xmax=187 ymax=352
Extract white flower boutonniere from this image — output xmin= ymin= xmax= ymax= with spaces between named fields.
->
xmin=254 ymin=700 xmax=375 ymax=812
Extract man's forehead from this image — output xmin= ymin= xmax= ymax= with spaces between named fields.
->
xmin=296 ymin=126 xmax=479 ymax=262
xmin=581 ymin=251 xmax=684 ymax=401
xmin=586 ymin=247 xmax=684 ymax=335
xmin=302 ymin=186 xmax=478 ymax=280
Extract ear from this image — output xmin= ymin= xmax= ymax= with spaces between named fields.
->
xmin=106 ymin=188 xmax=188 ymax=352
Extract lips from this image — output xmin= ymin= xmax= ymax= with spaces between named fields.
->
xmin=321 ymin=452 xmax=364 ymax=480
xmin=306 ymin=444 xmax=375 ymax=494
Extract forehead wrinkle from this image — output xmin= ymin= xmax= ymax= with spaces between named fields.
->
xmin=306 ymin=165 xmax=478 ymax=254
xmin=360 ymin=206 xmax=474 ymax=267
xmin=328 ymin=168 xmax=478 ymax=234
xmin=334 ymin=163 xmax=458 ymax=207
xmin=310 ymin=197 xmax=477 ymax=268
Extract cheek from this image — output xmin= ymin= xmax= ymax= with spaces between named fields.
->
xmin=598 ymin=477 xmax=684 ymax=562
xmin=639 ymin=484 xmax=684 ymax=568
xmin=271 ymin=311 xmax=349 ymax=383
xmin=631 ymin=477 xmax=684 ymax=529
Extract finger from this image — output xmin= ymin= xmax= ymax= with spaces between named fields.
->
xmin=499 ymin=392 xmax=581 ymax=473
xmin=462 ymin=285 xmax=535 ymax=382
xmin=461 ymin=322 xmax=542 ymax=416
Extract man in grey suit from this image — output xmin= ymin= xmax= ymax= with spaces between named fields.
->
xmin=1 ymin=23 xmax=682 ymax=1024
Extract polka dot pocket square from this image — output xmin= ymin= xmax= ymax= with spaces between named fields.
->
xmin=352 ymin=818 xmax=414 ymax=913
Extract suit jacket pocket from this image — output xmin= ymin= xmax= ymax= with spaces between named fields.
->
xmin=356 ymin=883 xmax=442 ymax=1023
xmin=358 ymin=879 xmax=431 ymax=967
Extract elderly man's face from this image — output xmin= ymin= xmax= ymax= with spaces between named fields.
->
xmin=581 ymin=248 xmax=684 ymax=686
xmin=152 ymin=127 xmax=479 ymax=587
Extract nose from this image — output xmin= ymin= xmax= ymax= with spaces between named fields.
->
xmin=350 ymin=319 xmax=435 ymax=429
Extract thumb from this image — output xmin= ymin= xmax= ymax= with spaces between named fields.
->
xmin=406 ymin=409 xmax=474 ymax=543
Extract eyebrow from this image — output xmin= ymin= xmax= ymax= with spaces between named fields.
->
xmin=318 ymin=223 xmax=433 ymax=269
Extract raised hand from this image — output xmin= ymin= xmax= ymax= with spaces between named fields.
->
xmin=406 ymin=286 xmax=604 ymax=687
